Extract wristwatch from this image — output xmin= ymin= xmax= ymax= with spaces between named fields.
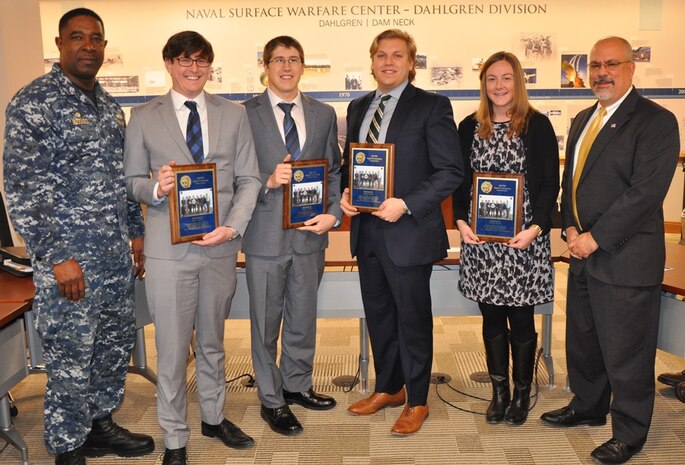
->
xmin=401 ymin=199 xmax=411 ymax=215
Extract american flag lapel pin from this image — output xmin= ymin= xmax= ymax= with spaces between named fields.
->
xmin=610 ymin=123 xmax=616 ymax=128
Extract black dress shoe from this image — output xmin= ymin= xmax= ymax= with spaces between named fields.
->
xmin=82 ymin=414 xmax=155 ymax=457
xmin=55 ymin=447 xmax=85 ymax=465
xmin=260 ymin=404 xmax=303 ymax=435
xmin=591 ymin=438 xmax=643 ymax=464
xmin=162 ymin=447 xmax=187 ymax=465
xmin=540 ymin=406 xmax=606 ymax=427
xmin=201 ymin=419 xmax=254 ymax=449
xmin=284 ymin=387 xmax=336 ymax=410
xmin=657 ymin=369 xmax=685 ymax=386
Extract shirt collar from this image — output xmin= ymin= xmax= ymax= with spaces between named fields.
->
xmin=375 ymin=80 xmax=408 ymax=101
xmin=267 ymin=87 xmax=303 ymax=110
xmin=602 ymin=85 xmax=632 ymax=114
xmin=170 ymin=88 xmax=207 ymax=111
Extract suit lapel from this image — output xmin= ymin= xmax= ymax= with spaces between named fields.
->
xmin=300 ymin=94 xmax=317 ymax=159
xmin=159 ymin=92 xmax=194 ymax=163
xmin=385 ymin=84 xmax=416 ymax=143
xmin=579 ymin=88 xmax=639 ymax=181
xmin=350 ymin=92 xmax=375 ymax=143
xmin=255 ymin=91 xmax=288 ymax=159
xmin=205 ymin=92 xmax=222 ymax=161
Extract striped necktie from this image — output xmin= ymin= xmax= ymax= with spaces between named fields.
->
xmin=184 ymin=101 xmax=204 ymax=163
xmin=366 ymin=94 xmax=391 ymax=143
xmin=572 ymin=106 xmax=607 ymax=227
xmin=277 ymin=102 xmax=301 ymax=160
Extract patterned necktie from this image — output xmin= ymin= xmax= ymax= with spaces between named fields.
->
xmin=277 ymin=102 xmax=301 ymax=160
xmin=366 ymin=94 xmax=391 ymax=143
xmin=184 ymin=101 xmax=204 ymax=163
xmin=572 ymin=105 xmax=607 ymax=227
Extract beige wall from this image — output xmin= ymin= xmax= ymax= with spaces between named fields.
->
xmin=1 ymin=0 xmax=683 ymax=239
xmin=1 ymin=0 xmax=44 ymax=244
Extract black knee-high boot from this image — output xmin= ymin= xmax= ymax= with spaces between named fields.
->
xmin=483 ymin=332 xmax=510 ymax=423
xmin=505 ymin=334 xmax=537 ymax=425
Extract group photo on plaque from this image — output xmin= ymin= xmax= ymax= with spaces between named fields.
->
xmin=283 ymin=159 xmax=328 ymax=228
xmin=348 ymin=142 xmax=394 ymax=212
xmin=168 ymin=164 xmax=219 ymax=244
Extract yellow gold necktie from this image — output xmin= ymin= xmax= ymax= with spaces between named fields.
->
xmin=572 ymin=106 xmax=607 ymax=228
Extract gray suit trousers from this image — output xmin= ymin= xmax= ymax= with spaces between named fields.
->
xmin=246 ymin=250 xmax=324 ymax=408
xmin=145 ymin=247 xmax=237 ymax=449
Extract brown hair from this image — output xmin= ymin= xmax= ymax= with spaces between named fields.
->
xmin=476 ymin=51 xmax=533 ymax=140
xmin=263 ymin=35 xmax=305 ymax=66
xmin=369 ymin=29 xmax=417 ymax=82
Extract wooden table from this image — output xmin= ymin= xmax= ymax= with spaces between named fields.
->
xmin=0 ymin=277 xmax=31 ymax=465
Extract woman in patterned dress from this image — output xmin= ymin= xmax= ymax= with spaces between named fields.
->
xmin=452 ymin=52 xmax=559 ymax=425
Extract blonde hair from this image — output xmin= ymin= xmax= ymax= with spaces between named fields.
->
xmin=369 ymin=29 xmax=417 ymax=82
xmin=476 ymin=51 xmax=533 ymax=140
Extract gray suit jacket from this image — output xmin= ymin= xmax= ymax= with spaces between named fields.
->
xmin=125 ymin=91 xmax=261 ymax=260
xmin=561 ymin=87 xmax=680 ymax=287
xmin=241 ymin=91 xmax=342 ymax=256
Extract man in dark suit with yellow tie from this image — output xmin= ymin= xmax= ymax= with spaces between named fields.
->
xmin=541 ymin=36 xmax=680 ymax=464
xmin=340 ymin=29 xmax=462 ymax=435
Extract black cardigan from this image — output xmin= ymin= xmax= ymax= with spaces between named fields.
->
xmin=452 ymin=111 xmax=560 ymax=234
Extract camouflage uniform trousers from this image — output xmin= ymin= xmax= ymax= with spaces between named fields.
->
xmin=32 ymin=252 xmax=136 ymax=455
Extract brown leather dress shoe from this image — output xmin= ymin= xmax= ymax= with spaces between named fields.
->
xmin=391 ymin=404 xmax=429 ymax=435
xmin=677 ymin=381 xmax=685 ymax=403
xmin=347 ymin=389 xmax=406 ymax=415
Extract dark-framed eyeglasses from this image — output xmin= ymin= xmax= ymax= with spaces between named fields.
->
xmin=269 ymin=57 xmax=302 ymax=66
xmin=175 ymin=57 xmax=211 ymax=68
xmin=588 ymin=60 xmax=632 ymax=71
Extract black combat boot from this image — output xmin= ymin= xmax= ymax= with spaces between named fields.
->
xmin=55 ymin=446 xmax=86 ymax=465
xmin=505 ymin=334 xmax=537 ymax=425
xmin=483 ymin=332 xmax=510 ymax=423
xmin=82 ymin=414 xmax=155 ymax=457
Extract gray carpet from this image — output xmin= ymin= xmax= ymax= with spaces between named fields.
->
xmin=2 ymin=263 xmax=685 ymax=464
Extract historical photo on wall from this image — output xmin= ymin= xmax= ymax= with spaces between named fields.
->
xmin=345 ymin=71 xmax=362 ymax=90
xmin=517 ymin=33 xmax=554 ymax=60
xmin=431 ymin=66 xmax=463 ymax=85
xmin=523 ymin=68 xmax=537 ymax=84
xmin=415 ymin=53 xmax=427 ymax=69
xmin=99 ymin=75 xmax=140 ymax=94
xmin=560 ymin=54 xmax=587 ymax=88
xmin=633 ymin=46 xmax=651 ymax=62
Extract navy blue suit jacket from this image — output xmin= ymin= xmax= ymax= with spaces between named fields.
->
xmin=341 ymin=84 xmax=463 ymax=267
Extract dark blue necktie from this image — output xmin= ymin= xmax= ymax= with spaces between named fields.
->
xmin=184 ymin=101 xmax=204 ymax=163
xmin=277 ymin=102 xmax=301 ymax=160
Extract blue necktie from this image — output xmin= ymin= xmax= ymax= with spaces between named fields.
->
xmin=184 ymin=101 xmax=204 ymax=163
xmin=366 ymin=94 xmax=391 ymax=144
xmin=277 ymin=102 xmax=301 ymax=160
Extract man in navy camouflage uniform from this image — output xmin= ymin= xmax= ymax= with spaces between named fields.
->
xmin=3 ymin=8 xmax=154 ymax=465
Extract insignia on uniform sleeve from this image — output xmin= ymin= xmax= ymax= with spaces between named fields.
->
xmin=116 ymin=113 xmax=125 ymax=127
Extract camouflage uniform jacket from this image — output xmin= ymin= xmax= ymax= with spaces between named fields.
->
xmin=3 ymin=64 xmax=144 ymax=272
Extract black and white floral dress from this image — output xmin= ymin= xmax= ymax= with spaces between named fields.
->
xmin=459 ymin=122 xmax=554 ymax=306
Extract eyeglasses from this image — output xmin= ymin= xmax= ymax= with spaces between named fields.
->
xmin=588 ymin=60 xmax=632 ymax=71
xmin=175 ymin=57 xmax=211 ymax=68
xmin=269 ymin=57 xmax=302 ymax=66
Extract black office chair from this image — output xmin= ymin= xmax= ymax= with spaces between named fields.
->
xmin=0 ymin=192 xmax=13 ymax=247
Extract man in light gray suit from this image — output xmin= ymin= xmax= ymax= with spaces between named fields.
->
xmin=242 ymin=36 xmax=342 ymax=435
xmin=124 ymin=31 xmax=261 ymax=465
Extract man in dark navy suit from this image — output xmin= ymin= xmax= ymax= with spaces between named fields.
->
xmin=541 ymin=36 xmax=680 ymax=465
xmin=340 ymin=29 xmax=462 ymax=435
